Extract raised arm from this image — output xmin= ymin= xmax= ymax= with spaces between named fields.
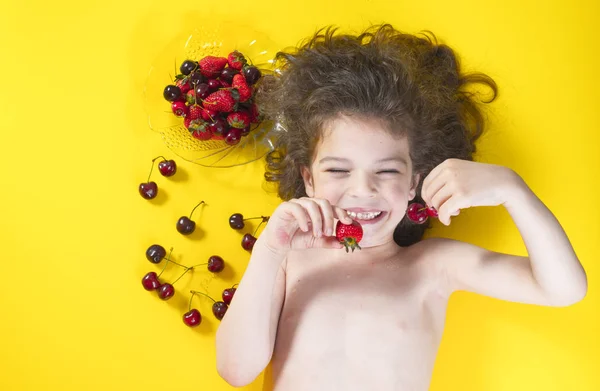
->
xmin=421 ymin=159 xmax=587 ymax=306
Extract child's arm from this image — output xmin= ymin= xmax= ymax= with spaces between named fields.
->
xmin=216 ymin=238 xmax=287 ymax=387
xmin=421 ymin=159 xmax=588 ymax=306
xmin=216 ymin=199 xmax=350 ymax=386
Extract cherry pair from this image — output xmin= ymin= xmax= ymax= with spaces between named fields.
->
xmin=138 ymin=156 xmax=177 ymax=200
xmin=183 ymin=285 xmax=237 ymax=327
xmin=406 ymin=203 xmax=438 ymax=224
xmin=229 ymin=213 xmax=270 ymax=251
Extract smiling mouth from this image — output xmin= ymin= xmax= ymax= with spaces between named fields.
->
xmin=346 ymin=211 xmax=383 ymax=220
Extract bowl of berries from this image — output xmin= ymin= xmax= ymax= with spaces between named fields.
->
xmin=144 ymin=21 xmax=282 ymax=167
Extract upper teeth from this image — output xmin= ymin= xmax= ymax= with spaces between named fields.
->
xmin=346 ymin=211 xmax=382 ymax=220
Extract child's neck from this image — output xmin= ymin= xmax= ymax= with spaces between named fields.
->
xmin=332 ymin=239 xmax=405 ymax=264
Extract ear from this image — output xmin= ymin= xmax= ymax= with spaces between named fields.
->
xmin=408 ymin=173 xmax=421 ymax=200
xmin=301 ymin=166 xmax=315 ymax=197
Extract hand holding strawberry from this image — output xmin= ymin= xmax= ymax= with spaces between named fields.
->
xmin=260 ymin=197 xmax=354 ymax=254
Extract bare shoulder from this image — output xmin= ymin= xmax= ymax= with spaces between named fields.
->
xmin=402 ymin=237 xmax=473 ymax=295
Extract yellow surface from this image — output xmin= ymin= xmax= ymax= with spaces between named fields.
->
xmin=0 ymin=0 xmax=598 ymax=390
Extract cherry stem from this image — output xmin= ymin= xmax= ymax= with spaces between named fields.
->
xmin=146 ymin=160 xmax=155 ymax=183
xmin=157 ymin=247 xmax=173 ymax=278
xmin=171 ymin=267 xmax=191 ymax=286
xmin=188 ymin=291 xmax=196 ymax=311
xmin=253 ymin=219 xmax=266 ymax=236
xmin=190 ymin=290 xmax=216 ymax=303
xmin=243 ymin=216 xmax=268 ymax=222
xmin=147 ymin=156 xmax=169 ymax=181
xmin=189 ymin=201 xmax=206 ymax=219
xmin=164 ymin=257 xmax=188 ymax=270
xmin=232 ymin=284 xmax=239 ymax=289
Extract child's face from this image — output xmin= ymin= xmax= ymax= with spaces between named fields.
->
xmin=302 ymin=115 xmax=418 ymax=248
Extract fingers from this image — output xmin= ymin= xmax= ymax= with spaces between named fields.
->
xmin=334 ymin=206 xmax=353 ymax=225
xmin=289 ymin=198 xmax=326 ymax=237
xmin=437 ymin=195 xmax=464 ymax=226
xmin=289 ymin=198 xmax=351 ymax=238
xmin=421 ymin=162 xmax=446 ymax=204
xmin=282 ymin=201 xmax=311 ymax=232
xmin=429 ymin=183 xmax=452 ymax=212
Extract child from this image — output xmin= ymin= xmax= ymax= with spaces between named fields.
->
xmin=215 ymin=24 xmax=588 ymax=390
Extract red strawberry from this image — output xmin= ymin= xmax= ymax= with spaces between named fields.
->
xmin=188 ymin=119 xmax=213 ymax=140
xmin=220 ymin=79 xmax=231 ymax=88
xmin=232 ymin=74 xmax=252 ymax=102
xmin=203 ymin=90 xmax=238 ymax=113
xmin=227 ymin=111 xmax=250 ymax=129
xmin=199 ymin=56 xmax=228 ymax=78
xmin=184 ymin=117 xmax=192 ymax=129
xmin=227 ymin=51 xmax=247 ymax=70
xmin=201 ymin=108 xmax=218 ymax=121
xmin=176 ymin=78 xmax=191 ymax=94
xmin=188 ymin=105 xmax=203 ymax=120
xmin=335 ymin=221 xmax=363 ymax=253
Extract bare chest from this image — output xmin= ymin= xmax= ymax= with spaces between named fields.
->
xmin=279 ymin=255 xmax=448 ymax=345
xmin=270 ymin=250 xmax=451 ymax=391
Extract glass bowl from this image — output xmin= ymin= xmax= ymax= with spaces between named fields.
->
xmin=143 ymin=20 xmax=282 ymax=168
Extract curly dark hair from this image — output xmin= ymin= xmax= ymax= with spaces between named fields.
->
xmin=256 ymin=24 xmax=498 ymax=246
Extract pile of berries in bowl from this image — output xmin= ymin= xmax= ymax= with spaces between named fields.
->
xmin=163 ymin=51 xmax=263 ymax=146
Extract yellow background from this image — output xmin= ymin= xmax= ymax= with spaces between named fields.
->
xmin=1 ymin=0 xmax=598 ymax=390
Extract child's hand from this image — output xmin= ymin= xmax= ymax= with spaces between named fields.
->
xmin=420 ymin=159 xmax=523 ymax=225
xmin=261 ymin=197 xmax=354 ymax=253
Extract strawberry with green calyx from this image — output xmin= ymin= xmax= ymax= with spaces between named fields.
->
xmin=186 ymin=90 xmax=197 ymax=105
xmin=335 ymin=220 xmax=363 ymax=253
xmin=232 ymin=74 xmax=252 ymax=102
xmin=227 ymin=51 xmax=247 ymax=70
xmin=188 ymin=119 xmax=213 ymax=140
xmin=199 ymin=56 xmax=228 ymax=78
xmin=227 ymin=111 xmax=251 ymax=129
xmin=203 ymin=89 xmax=239 ymax=113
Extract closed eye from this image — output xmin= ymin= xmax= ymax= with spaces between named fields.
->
xmin=325 ymin=169 xmax=349 ymax=173
xmin=377 ymin=170 xmax=400 ymax=174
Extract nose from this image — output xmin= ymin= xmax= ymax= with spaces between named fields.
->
xmin=347 ymin=171 xmax=377 ymax=198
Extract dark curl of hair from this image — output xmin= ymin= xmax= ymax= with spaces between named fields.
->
xmin=256 ymin=24 xmax=498 ymax=247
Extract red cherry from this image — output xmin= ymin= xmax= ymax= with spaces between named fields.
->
xmin=158 ymin=283 xmax=175 ymax=300
xmin=139 ymin=182 xmax=158 ymax=199
xmin=183 ymin=309 xmax=202 ymax=327
xmin=407 ymin=203 xmax=428 ymax=224
xmin=212 ymin=301 xmax=228 ymax=320
xmin=142 ymin=272 xmax=160 ymax=291
xmin=201 ymin=108 xmax=218 ymax=122
xmin=426 ymin=206 xmax=438 ymax=218
xmin=158 ymin=159 xmax=177 ymax=177
xmin=225 ymin=128 xmax=242 ymax=145
xmin=222 ymin=288 xmax=236 ymax=305
xmin=241 ymin=233 xmax=257 ymax=251
xmin=171 ymin=101 xmax=188 ymax=117
xmin=207 ymin=79 xmax=221 ymax=91
xmin=207 ymin=256 xmax=225 ymax=273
